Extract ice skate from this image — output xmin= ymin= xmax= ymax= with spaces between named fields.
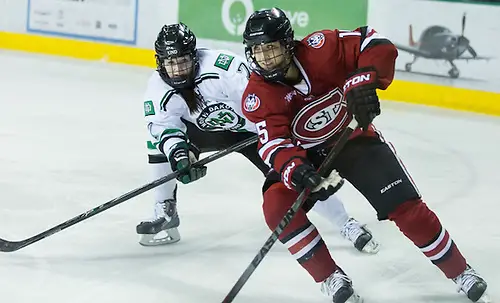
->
xmin=136 ymin=198 xmax=180 ymax=246
xmin=321 ymin=268 xmax=363 ymax=303
xmin=453 ymin=264 xmax=491 ymax=302
xmin=340 ymin=218 xmax=380 ymax=254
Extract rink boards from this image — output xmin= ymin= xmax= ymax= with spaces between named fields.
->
xmin=1 ymin=30 xmax=499 ymax=116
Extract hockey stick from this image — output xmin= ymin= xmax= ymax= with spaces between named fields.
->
xmin=221 ymin=119 xmax=358 ymax=303
xmin=0 ymin=135 xmax=258 ymax=253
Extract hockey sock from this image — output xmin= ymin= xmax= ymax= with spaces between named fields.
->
xmin=152 ymin=162 xmax=178 ymax=201
xmin=388 ymin=199 xmax=467 ymax=279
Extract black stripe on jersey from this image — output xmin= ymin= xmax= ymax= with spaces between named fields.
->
xmin=280 ymin=222 xmax=312 ymax=244
xmin=194 ymin=73 xmax=220 ymax=85
xmin=195 ymin=72 xmax=219 ymax=80
xmin=160 ymin=89 xmax=177 ymax=112
xmin=362 ymin=38 xmax=393 ymax=52
xmin=158 ymin=135 xmax=186 ymax=156
xmin=148 ymin=154 xmax=168 ymax=164
xmin=358 ymin=26 xmax=393 ymax=53
xmin=297 ymin=239 xmax=325 ymax=264
xmin=359 ymin=26 xmax=369 ymax=43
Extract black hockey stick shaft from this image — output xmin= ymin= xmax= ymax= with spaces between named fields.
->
xmin=221 ymin=120 xmax=358 ymax=303
xmin=0 ymin=135 xmax=258 ymax=253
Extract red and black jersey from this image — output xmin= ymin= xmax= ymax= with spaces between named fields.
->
xmin=242 ymin=26 xmax=398 ymax=174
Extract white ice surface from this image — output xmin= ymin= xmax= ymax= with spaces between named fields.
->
xmin=0 ymin=50 xmax=498 ymax=303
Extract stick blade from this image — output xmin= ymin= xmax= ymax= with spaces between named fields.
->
xmin=0 ymin=238 xmax=22 ymax=252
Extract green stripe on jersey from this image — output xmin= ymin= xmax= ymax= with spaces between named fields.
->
xmin=158 ymin=128 xmax=186 ymax=141
xmin=147 ymin=141 xmax=159 ymax=150
xmin=159 ymin=89 xmax=176 ymax=112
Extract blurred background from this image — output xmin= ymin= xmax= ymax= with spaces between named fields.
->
xmin=1 ymin=0 xmax=499 ymax=114
xmin=0 ymin=0 xmax=500 ymax=115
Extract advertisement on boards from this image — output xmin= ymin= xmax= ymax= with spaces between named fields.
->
xmin=27 ymin=0 xmax=139 ymax=45
xmin=368 ymin=0 xmax=500 ymax=92
xmin=178 ymin=0 xmax=368 ymax=42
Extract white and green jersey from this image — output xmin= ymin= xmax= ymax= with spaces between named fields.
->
xmin=143 ymin=48 xmax=254 ymax=158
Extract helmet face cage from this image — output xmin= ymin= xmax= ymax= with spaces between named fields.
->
xmin=243 ymin=8 xmax=294 ymax=82
xmin=162 ymin=54 xmax=194 ymax=82
xmin=244 ymin=40 xmax=294 ymax=82
xmin=155 ymin=23 xmax=199 ymax=89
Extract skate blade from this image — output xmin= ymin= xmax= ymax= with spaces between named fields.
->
xmin=478 ymin=292 xmax=494 ymax=303
xmin=360 ymin=239 xmax=380 ymax=254
xmin=347 ymin=290 xmax=364 ymax=303
xmin=139 ymin=228 xmax=181 ymax=247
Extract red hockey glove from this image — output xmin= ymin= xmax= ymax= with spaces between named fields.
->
xmin=281 ymin=158 xmax=344 ymax=202
xmin=344 ymin=67 xmax=380 ymax=131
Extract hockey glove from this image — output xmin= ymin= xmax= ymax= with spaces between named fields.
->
xmin=344 ymin=67 xmax=380 ymax=131
xmin=168 ymin=141 xmax=207 ymax=184
xmin=281 ymin=158 xmax=344 ymax=202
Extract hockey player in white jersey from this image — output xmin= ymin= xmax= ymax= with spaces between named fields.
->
xmin=137 ymin=23 xmax=380 ymax=254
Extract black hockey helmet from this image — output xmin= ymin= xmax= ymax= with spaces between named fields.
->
xmin=155 ymin=23 xmax=199 ymax=89
xmin=242 ymin=7 xmax=294 ymax=82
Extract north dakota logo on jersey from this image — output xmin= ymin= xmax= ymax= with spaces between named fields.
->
xmin=214 ymin=53 xmax=234 ymax=71
xmin=144 ymin=100 xmax=155 ymax=116
xmin=197 ymin=103 xmax=245 ymax=131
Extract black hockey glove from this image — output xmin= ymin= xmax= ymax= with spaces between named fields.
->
xmin=344 ymin=67 xmax=381 ymax=131
xmin=168 ymin=141 xmax=206 ymax=184
xmin=281 ymin=158 xmax=344 ymax=202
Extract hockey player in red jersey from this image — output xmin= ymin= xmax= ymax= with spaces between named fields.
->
xmin=241 ymin=7 xmax=489 ymax=303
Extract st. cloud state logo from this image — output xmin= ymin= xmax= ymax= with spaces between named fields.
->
xmin=196 ymin=103 xmax=246 ymax=131
xmin=291 ymin=88 xmax=349 ymax=143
